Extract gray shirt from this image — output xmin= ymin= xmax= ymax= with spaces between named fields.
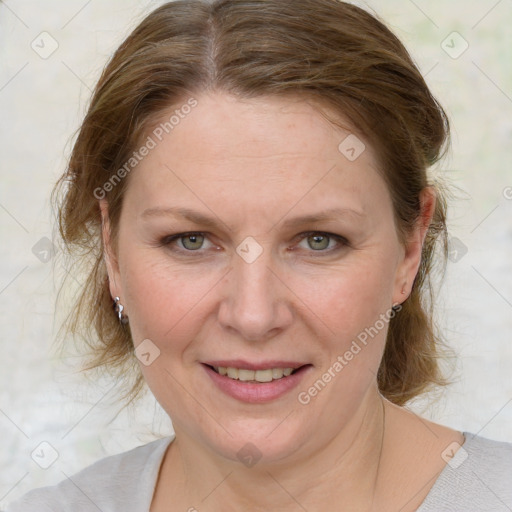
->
xmin=5 ymin=432 xmax=512 ymax=511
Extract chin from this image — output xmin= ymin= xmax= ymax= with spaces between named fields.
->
xmin=186 ymin=414 xmax=314 ymax=468
xmin=221 ymin=435 xmax=306 ymax=468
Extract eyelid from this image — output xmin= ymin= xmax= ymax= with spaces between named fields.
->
xmin=161 ymin=231 xmax=216 ymax=250
xmin=293 ymin=230 xmax=347 ymax=242
xmin=161 ymin=230 xmax=348 ymax=254
xmin=292 ymin=231 xmax=348 ymax=253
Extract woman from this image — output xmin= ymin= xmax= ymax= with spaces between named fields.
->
xmin=6 ymin=0 xmax=511 ymax=510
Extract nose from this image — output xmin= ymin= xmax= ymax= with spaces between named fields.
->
xmin=217 ymin=246 xmax=294 ymax=342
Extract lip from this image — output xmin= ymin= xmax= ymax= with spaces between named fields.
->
xmin=202 ymin=359 xmax=307 ymax=371
xmin=202 ymin=362 xmax=312 ymax=403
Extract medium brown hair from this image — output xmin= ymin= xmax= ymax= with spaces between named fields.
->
xmin=54 ymin=0 xmax=451 ymax=405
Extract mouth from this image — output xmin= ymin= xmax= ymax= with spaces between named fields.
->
xmin=205 ymin=364 xmax=304 ymax=383
xmin=201 ymin=361 xmax=312 ymax=403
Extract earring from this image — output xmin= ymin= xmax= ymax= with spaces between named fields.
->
xmin=113 ymin=296 xmax=129 ymax=325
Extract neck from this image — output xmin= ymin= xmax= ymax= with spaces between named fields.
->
xmin=157 ymin=389 xmax=388 ymax=511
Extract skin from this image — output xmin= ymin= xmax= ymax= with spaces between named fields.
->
xmin=101 ymin=91 xmax=464 ymax=511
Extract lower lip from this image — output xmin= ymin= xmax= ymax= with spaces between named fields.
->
xmin=202 ymin=364 xmax=311 ymax=403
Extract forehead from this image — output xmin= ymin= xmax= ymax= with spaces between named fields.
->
xmin=123 ymin=91 xmax=390 ymax=224
xmin=149 ymin=92 xmax=360 ymax=167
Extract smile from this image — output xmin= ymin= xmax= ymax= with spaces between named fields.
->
xmin=211 ymin=366 xmax=296 ymax=382
xmin=202 ymin=362 xmax=312 ymax=403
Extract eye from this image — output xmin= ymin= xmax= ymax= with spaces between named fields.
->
xmin=161 ymin=232 xmax=214 ymax=252
xmin=180 ymin=233 xmax=205 ymax=250
xmin=160 ymin=231 xmax=347 ymax=256
xmin=305 ymin=233 xmax=330 ymax=250
xmin=295 ymin=231 xmax=347 ymax=253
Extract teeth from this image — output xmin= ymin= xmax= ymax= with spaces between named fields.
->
xmin=214 ymin=366 xmax=296 ymax=382
xmin=255 ymin=369 xmax=273 ymax=382
xmin=227 ymin=367 xmax=238 ymax=379
xmin=272 ymin=368 xmax=284 ymax=379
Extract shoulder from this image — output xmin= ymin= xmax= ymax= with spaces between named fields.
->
xmin=418 ymin=432 xmax=512 ymax=511
xmin=4 ymin=436 xmax=173 ymax=512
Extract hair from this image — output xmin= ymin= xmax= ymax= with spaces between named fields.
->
xmin=54 ymin=0 xmax=451 ymax=406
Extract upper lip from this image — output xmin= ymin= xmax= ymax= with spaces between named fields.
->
xmin=202 ymin=360 xmax=309 ymax=371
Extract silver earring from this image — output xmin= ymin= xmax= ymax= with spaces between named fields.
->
xmin=113 ymin=296 xmax=129 ymax=325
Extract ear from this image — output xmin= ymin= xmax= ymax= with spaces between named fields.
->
xmin=99 ymin=199 xmax=122 ymax=300
xmin=392 ymin=187 xmax=436 ymax=305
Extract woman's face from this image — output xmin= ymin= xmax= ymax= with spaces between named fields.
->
xmin=103 ymin=91 xmax=425 ymax=464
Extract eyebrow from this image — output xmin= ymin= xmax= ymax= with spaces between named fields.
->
xmin=141 ymin=207 xmax=225 ymax=229
xmin=278 ymin=207 xmax=366 ymax=229
xmin=140 ymin=206 xmax=366 ymax=230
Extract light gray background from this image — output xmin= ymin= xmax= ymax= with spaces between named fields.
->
xmin=1 ymin=0 xmax=511 ymax=507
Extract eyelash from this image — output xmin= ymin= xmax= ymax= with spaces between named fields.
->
xmin=159 ymin=231 xmax=348 ymax=256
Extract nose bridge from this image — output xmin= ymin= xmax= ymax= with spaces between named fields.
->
xmin=218 ymin=242 xmax=291 ymax=340
xmin=236 ymin=250 xmax=273 ymax=302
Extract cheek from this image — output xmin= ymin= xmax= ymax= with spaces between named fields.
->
xmin=294 ymin=253 xmax=397 ymax=394
xmin=298 ymin=256 xmax=396 ymax=336
xmin=119 ymin=249 xmax=222 ymax=351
